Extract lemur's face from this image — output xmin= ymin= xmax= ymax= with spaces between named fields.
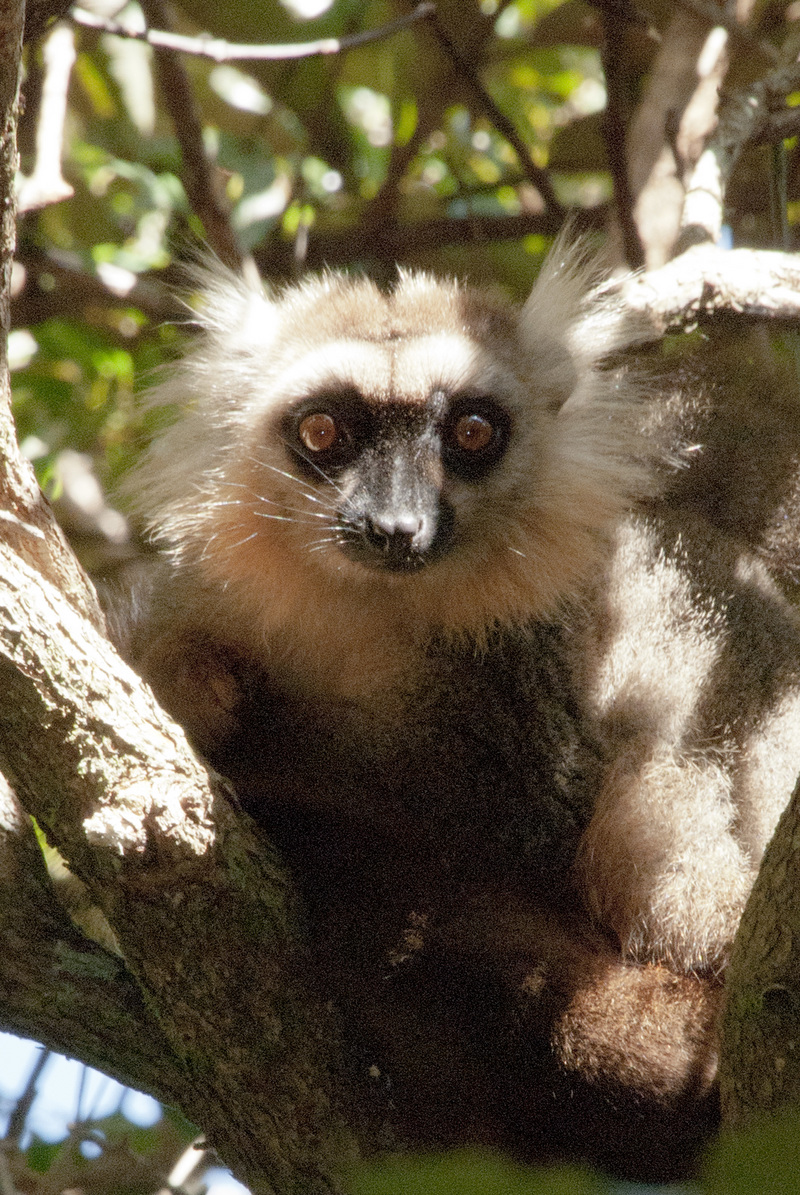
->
xmin=133 ymin=258 xmax=646 ymax=635
xmin=225 ymin=275 xmax=543 ymax=600
xmin=277 ymin=369 xmax=513 ymax=576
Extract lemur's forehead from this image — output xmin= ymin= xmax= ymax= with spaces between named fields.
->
xmin=266 ymin=332 xmax=509 ymax=409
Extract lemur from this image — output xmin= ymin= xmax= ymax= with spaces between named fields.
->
xmin=113 ymin=243 xmax=800 ymax=1181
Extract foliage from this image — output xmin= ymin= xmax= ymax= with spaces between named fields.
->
xmin=10 ymin=0 xmax=620 ymax=535
xmin=12 ymin=0 xmax=797 ymax=514
xmin=349 ymin=1151 xmax=609 ymax=1194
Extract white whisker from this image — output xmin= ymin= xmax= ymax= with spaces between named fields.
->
xmin=251 ymin=509 xmax=326 ymax=526
xmin=219 ymin=476 xmax=335 ymax=519
xmin=272 ymin=438 xmax=347 ymax=499
xmin=242 ymin=453 xmax=342 ymax=513
xmin=225 ymin=530 xmax=260 ymax=550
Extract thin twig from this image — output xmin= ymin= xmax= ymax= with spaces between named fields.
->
xmin=71 ymin=2 xmax=435 ymax=63
xmin=423 ymin=8 xmax=564 ymax=217
xmin=599 ymin=8 xmax=644 ymax=268
xmin=6 ymin=1046 xmax=50 ymax=1146
xmin=363 ymin=121 xmax=429 ymax=236
xmin=137 ymin=0 xmax=252 ymax=277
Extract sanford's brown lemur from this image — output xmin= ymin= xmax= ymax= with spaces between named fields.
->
xmin=115 ymin=243 xmax=800 ymax=1181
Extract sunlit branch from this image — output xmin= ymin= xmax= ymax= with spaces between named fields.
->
xmin=618 ymin=242 xmax=800 ymax=332
xmin=71 ymin=1 xmax=435 ymax=62
xmin=17 ymin=21 xmax=75 ymax=214
xmin=679 ymin=62 xmax=800 ymax=249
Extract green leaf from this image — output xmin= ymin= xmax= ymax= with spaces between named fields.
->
xmin=704 ymin=1109 xmax=800 ymax=1195
xmin=25 ymin=1136 xmax=64 ymax=1174
xmin=348 ymin=1150 xmax=608 ymax=1195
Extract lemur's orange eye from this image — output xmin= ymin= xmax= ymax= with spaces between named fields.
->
xmin=453 ymin=413 xmax=494 ymax=452
xmin=299 ymin=413 xmax=338 ymax=452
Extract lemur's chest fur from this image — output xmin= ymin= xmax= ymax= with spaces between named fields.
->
xmin=210 ymin=621 xmax=600 ymax=889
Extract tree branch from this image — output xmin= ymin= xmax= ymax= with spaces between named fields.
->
xmin=0 ymin=0 xmax=105 ymax=629
xmin=624 ymin=12 xmax=726 ymax=268
xmin=720 ymin=771 xmax=800 ymax=1122
xmin=0 ymin=536 xmax=353 ymax=1193
xmin=679 ymin=63 xmax=800 ymax=250
xmin=0 ymin=774 xmax=186 ymax=1106
xmin=72 ymin=2 xmax=435 ymax=63
xmin=616 ymin=243 xmax=800 ymax=333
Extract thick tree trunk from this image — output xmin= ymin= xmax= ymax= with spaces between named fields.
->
xmin=0 ymin=8 xmax=354 ymax=1188
xmin=0 ymin=537 xmax=355 ymax=1194
xmin=720 ymin=774 xmax=800 ymax=1122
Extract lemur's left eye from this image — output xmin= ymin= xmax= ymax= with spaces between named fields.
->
xmin=442 ymin=398 xmax=511 ymax=480
xmin=453 ymin=413 xmax=494 ymax=453
xmin=299 ymin=413 xmax=339 ymax=452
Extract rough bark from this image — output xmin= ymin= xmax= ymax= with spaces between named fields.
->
xmin=0 ymin=774 xmax=187 ymax=1105
xmin=617 ymin=243 xmax=800 ymax=332
xmin=0 ymin=0 xmax=104 ymax=629
xmin=720 ymin=774 xmax=800 ymax=1123
xmin=0 ymin=533 xmax=355 ymax=1194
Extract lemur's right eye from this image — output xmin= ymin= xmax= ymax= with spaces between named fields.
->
xmin=299 ymin=412 xmax=339 ymax=452
xmin=453 ymin=413 xmax=494 ymax=453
